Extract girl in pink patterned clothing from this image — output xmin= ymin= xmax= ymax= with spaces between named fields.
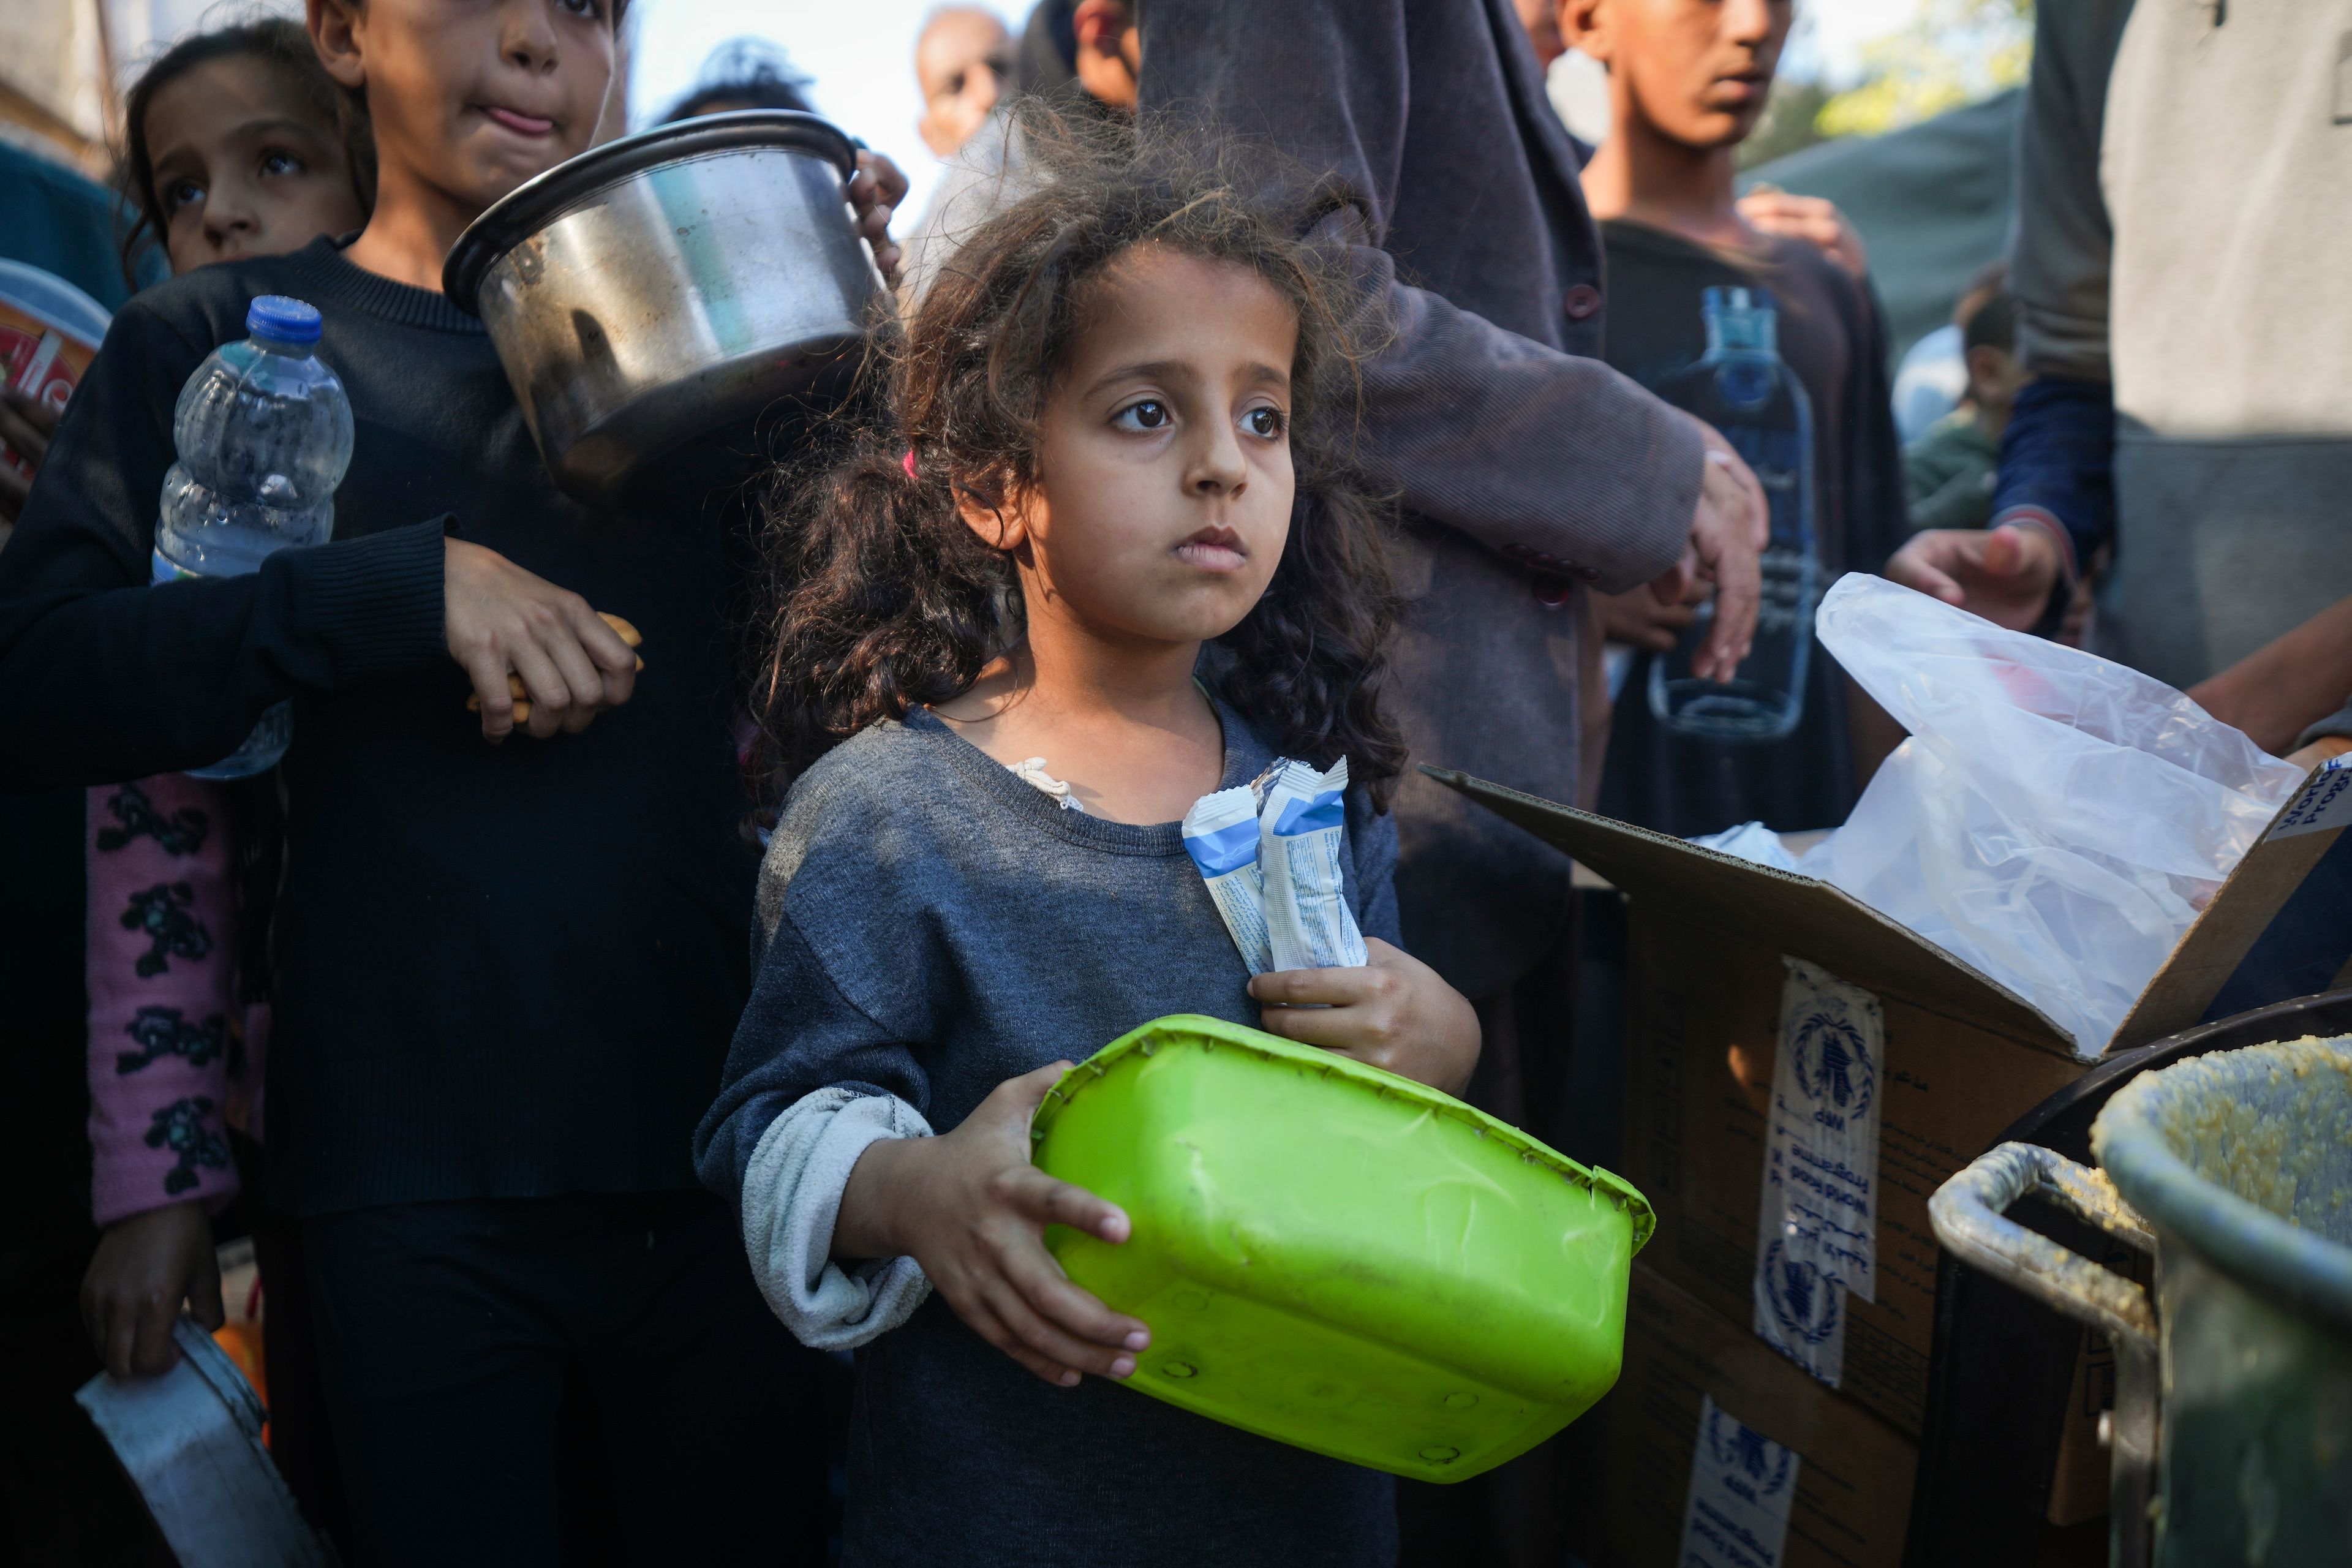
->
xmin=75 ymin=20 xmax=366 ymax=1385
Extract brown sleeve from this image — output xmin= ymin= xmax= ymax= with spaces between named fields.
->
xmin=1137 ymin=0 xmax=1699 ymax=594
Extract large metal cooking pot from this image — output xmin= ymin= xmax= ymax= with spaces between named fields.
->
xmin=443 ymin=111 xmax=881 ymax=507
xmin=1931 ymin=1037 xmax=2352 ymax=1567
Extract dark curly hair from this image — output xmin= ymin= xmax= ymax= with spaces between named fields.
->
xmin=752 ymin=110 xmax=1405 ymax=808
xmin=115 ymin=18 xmax=375 ymax=288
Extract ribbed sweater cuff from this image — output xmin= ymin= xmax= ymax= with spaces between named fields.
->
xmin=278 ymin=518 xmax=449 ymax=680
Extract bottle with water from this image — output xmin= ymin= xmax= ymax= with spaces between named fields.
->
xmin=154 ymin=295 xmax=352 ymax=778
xmin=1647 ymin=286 xmax=1818 ymax=742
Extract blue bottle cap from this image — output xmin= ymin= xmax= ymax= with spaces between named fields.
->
xmin=246 ymin=294 xmax=322 ymax=346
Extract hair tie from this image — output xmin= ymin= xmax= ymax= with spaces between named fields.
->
xmin=902 ymin=448 xmax=918 ymax=479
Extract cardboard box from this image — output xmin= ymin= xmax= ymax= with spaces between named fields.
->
xmin=1430 ymin=761 xmax=2352 ymax=1438
xmin=1431 ymin=761 xmax=2352 ymax=1509
xmin=1607 ymin=1264 xmax=1915 ymax=1568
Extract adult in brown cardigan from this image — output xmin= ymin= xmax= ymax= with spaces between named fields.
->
xmin=1137 ymin=0 xmax=1762 ymax=1032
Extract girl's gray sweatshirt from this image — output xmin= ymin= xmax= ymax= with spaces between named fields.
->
xmin=695 ymin=702 xmax=1403 ymax=1567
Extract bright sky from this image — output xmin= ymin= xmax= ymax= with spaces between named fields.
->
xmin=625 ymin=0 xmax=1908 ymax=222
xmin=626 ymin=0 xmax=1031 ymax=220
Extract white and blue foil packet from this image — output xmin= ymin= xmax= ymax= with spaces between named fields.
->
xmin=1259 ymin=758 xmax=1368 ymax=973
xmin=1182 ymin=785 xmax=1275 ymax=975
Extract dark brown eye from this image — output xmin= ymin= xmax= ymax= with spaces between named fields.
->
xmin=1114 ymin=399 xmax=1170 ymax=431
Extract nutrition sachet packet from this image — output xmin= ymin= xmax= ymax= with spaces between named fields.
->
xmin=1259 ymin=758 xmax=1368 ymax=972
xmin=1182 ymin=785 xmax=1275 ymax=974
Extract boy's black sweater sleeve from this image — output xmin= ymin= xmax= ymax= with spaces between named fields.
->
xmin=0 ymin=298 xmax=447 ymax=788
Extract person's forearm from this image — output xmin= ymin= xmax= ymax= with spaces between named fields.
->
xmin=0 ymin=522 xmax=447 ymax=788
xmin=2189 ymin=596 xmax=2352 ymax=755
xmin=1136 ymin=0 xmax=1697 ymax=591
xmin=834 ymin=1134 xmax=926 ymax=1262
xmin=1989 ymin=375 xmax=2114 ymax=582
xmin=1341 ymin=240 xmax=1700 ymax=589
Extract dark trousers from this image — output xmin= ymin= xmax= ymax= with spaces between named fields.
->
xmin=302 ymin=1191 xmax=825 ymax=1568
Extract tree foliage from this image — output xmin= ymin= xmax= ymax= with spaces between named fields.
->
xmin=1815 ymin=0 xmax=2033 ymax=139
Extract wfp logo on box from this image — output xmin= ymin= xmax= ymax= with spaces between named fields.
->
xmin=1702 ymin=1404 xmax=1795 ymax=1501
xmin=1786 ymin=1006 xmax=1874 ymax=1126
xmin=1760 ymin=1239 xmax=1841 ymax=1348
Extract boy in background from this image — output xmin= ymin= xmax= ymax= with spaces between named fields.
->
xmin=1906 ymin=262 xmax=2026 ymax=533
xmin=1569 ymin=0 xmax=1909 ymax=839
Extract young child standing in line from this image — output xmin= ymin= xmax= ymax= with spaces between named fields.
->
xmin=695 ymin=128 xmax=1481 ymax=1567
xmin=1566 ymin=0 xmax=1910 ymax=838
xmin=73 ymin=20 xmax=372 ymax=1548
xmin=0 ymin=1 xmax=898 ymax=1559
xmin=1905 ymin=262 xmax=2024 ymax=533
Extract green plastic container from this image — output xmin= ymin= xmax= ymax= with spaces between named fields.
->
xmin=1030 ymin=1014 xmax=1652 ymax=1483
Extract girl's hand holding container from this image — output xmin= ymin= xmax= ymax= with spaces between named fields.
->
xmin=834 ymin=1061 xmax=1153 ymax=1389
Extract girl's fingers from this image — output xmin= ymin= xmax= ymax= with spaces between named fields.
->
xmin=978 ymin=1278 xmax=1136 ymax=1383
xmin=1254 ymin=1002 xmax=1366 ymax=1052
xmin=129 ymin=1298 xmax=181 ymax=1378
xmin=998 ymin=1242 xmax=1148 ymax=1356
xmin=961 ymin=1290 xmax=1084 ymax=1387
xmin=0 ymin=393 xmax=53 ymax=464
xmin=1000 ymin=1164 xmax=1128 ymax=1245
xmin=574 ymin=606 xmax=639 ymax=709
xmin=464 ymin=648 xmax=518 ymax=739
xmin=533 ymin=622 xmax=606 ymax=735
xmin=1248 ymin=964 xmax=1378 ymax=1010
xmin=105 ymin=1307 xmax=140 ymax=1382
xmin=507 ymin=640 xmax=573 ymax=740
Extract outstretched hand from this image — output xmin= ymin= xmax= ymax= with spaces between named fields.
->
xmin=833 ymin=1063 xmax=1150 ymax=1388
xmin=1250 ymin=937 xmax=1482 ymax=1097
xmin=1885 ymin=522 xmax=2062 ymax=631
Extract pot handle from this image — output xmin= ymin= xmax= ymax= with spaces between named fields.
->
xmin=1928 ymin=1140 xmax=2158 ymax=1346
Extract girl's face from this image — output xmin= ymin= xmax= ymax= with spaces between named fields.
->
xmin=316 ymin=0 xmax=613 ymax=214
xmin=975 ymin=246 xmax=1300 ymax=650
xmin=144 ymin=55 xmax=366 ymax=275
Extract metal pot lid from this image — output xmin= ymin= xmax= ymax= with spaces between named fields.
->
xmin=442 ymin=110 xmax=859 ymax=314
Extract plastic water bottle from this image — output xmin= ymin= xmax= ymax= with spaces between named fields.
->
xmin=154 ymin=296 xmax=352 ymax=778
xmin=1647 ymin=287 xmax=1818 ymax=742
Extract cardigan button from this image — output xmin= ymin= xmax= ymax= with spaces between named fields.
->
xmin=1532 ymin=572 xmax=1574 ymax=608
xmin=1562 ymin=283 xmax=1602 ymax=322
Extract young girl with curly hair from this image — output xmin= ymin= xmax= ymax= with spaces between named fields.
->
xmin=696 ymin=123 xmax=1481 ymax=1566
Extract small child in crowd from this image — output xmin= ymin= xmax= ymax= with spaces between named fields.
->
xmin=1905 ymin=262 xmax=2024 ymax=533
xmin=1564 ymin=0 xmax=1909 ymax=837
xmin=695 ymin=123 xmax=1480 ymax=1566
xmin=74 ymin=17 xmax=372 ymax=1548
xmin=0 ymin=1 xmax=900 ymax=1559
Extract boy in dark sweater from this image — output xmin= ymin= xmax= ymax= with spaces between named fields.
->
xmin=0 ymin=1 xmax=900 ymax=1559
xmin=1564 ymin=0 xmax=1909 ymax=837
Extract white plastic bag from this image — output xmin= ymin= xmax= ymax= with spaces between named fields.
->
xmin=1792 ymin=575 xmax=2304 ymax=1058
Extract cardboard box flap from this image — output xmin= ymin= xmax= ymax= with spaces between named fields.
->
xmin=2109 ymin=758 xmax=2352 ymax=1051
xmin=1425 ymin=766 xmax=2074 ymax=1055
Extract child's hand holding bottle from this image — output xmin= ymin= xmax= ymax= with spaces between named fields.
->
xmin=833 ymin=1063 xmax=1152 ymax=1389
xmin=1248 ymin=938 xmax=1482 ymax=1096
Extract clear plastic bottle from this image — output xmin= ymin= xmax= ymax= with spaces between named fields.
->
xmin=154 ymin=295 xmax=352 ymax=778
xmin=1647 ymin=286 xmax=1819 ymax=742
